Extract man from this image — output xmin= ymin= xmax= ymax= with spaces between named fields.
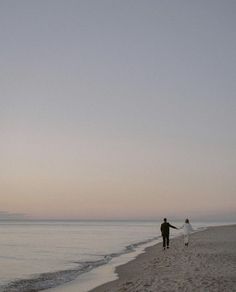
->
xmin=160 ymin=218 xmax=177 ymax=250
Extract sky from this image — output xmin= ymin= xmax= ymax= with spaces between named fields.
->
xmin=0 ymin=0 xmax=235 ymax=221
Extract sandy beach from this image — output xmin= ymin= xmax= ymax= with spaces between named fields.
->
xmin=90 ymin=225 xmax=236 ymax=292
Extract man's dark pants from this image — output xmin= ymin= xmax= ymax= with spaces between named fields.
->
xmin=162 ymin=234 xmax=169 ymax=248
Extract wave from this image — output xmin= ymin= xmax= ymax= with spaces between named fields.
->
xmin=0 ymin=236 xmax=161 ymax=292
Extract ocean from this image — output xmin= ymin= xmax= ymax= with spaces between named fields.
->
xmin=0 ymin=220 xmax=222 ymax=292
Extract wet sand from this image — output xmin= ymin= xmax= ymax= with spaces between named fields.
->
xmin=90 ymin=225 xmax=236 ymax=292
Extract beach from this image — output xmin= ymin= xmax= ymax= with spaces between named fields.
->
xmin=90 ymin=225 xmax=236 ymax=292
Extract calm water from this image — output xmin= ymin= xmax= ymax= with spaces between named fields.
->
xmin=0 ymin=220 xmax=224 ymax=292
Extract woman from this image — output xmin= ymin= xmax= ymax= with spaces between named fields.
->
xmin=180 ymin=219 xmax=193 ymax=246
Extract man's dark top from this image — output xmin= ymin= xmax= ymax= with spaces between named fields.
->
xmin=161 ymin=222 xmax=177 ymax=236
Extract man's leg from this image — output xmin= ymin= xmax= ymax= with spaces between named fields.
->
xmin=162 ymin=235 xmax=166 ymax=249
xmin=166 ymin=235 xmax=169 ymax=248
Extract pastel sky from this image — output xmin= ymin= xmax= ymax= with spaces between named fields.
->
xmin=1 ymin=0 xmax=235 ymax=220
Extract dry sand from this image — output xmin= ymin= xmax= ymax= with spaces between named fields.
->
xmin=90 ymin=225 xmax=236 ymax=292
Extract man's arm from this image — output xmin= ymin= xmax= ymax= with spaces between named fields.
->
xmin=169 ymin=223 xmax=177 ymax=229
xmin=160 ymin=223 xmax=164 ymax=233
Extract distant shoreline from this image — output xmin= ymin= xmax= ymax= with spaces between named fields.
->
xmin=90 ymin=224 xmax=236 ymax=292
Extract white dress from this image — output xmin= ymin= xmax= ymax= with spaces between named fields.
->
xmin=182 ymin=223 xmax=193 ymax=244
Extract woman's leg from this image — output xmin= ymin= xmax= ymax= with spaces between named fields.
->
xmin=184 ymin=234 xmax=189 ymax=246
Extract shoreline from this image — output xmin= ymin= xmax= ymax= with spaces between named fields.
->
xmin=90 ymin=224 xmax=236 ymax=292
xmin=44 ymin=238 xmax=163 ymax=292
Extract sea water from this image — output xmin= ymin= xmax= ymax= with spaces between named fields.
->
xmin=0 ymin=220 xmax=221 ymax=292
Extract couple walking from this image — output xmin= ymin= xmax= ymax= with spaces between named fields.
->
xmin=160 ymin=218 xmax=193 ymax=250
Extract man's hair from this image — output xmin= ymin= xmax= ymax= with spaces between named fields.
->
xmin=164 ymin=218 xmax=167 ymax=222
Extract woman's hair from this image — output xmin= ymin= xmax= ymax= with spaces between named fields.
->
xmin=185 ymin=218 xmax=189 ymax=223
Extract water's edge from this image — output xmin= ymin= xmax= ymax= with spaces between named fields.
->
xmin=0 ymin=236 xmax=161 ymax=292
